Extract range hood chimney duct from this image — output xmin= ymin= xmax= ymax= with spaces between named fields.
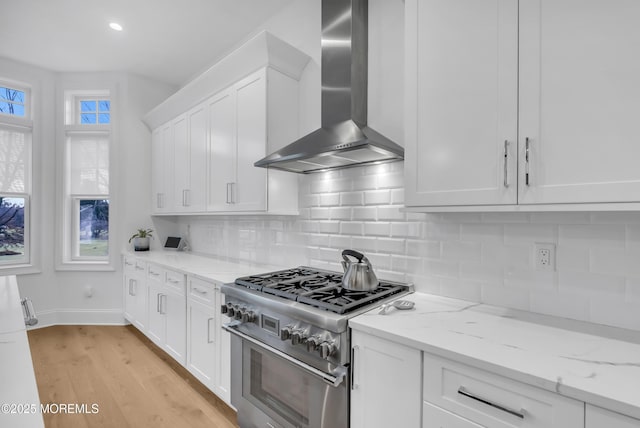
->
xmin=254 ymin=0 xmax=404 ymax=174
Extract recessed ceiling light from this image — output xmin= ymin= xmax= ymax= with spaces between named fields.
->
xmin=109 ymin=22 xmax=123 ymax=31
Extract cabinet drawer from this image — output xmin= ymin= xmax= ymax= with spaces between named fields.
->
xmin=423 ymin=353 xmax=584 ymax=428
xmin=165 ymin=269 xmax=186 ymax=294
xmin=133 ymin=259 xmax=147 ymax=274
xmin=187 ymin=277 xmax=216 ymax=306
xmin=146 ymin=263 xmax=165 ymax=281
xmin=423 ymin=401 xmax=483 ymax=428
xmin=123 ymin=256 xmax=137 ymax=273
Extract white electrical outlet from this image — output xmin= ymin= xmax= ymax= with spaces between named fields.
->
xmin=535 ymin=243 xmax=556 ymax=271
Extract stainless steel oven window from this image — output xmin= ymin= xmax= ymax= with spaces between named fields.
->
xmin=245 ymin=346 xmax=311 ymax=427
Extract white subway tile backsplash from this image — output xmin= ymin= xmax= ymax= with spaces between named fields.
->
xmin=184 ymin=163 xmax=640 ymax=331
xmin=560 ymin=224 xmax=626 ymax=248
xmin=364 ymin=222 xmax=391 ymax=237
xmin=364 ymin=189 xmax=391 ymax=205
xmin=319 ymin=193 xmax=340 ymax=206
xmin=442 ymin=241 xmax=481 ymax=262
xmin=504 ymin=224 xmax=557 ymax=244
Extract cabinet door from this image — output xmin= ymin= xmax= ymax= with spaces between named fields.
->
xmin=424 ymin=401 xmax=485 ymax=428
xmin=586 ymin=405 xmax=640 ymax=428
xmin=519 ymin=0 xmax=640 ymax=204
xmin=351 ymin=331 xmax=421 ymax=428
xmin=132 ymin=275 xmax=148 ymax=332
xmin=146 ymin=280 xmax=165 ymax=347
xmin=172 ymin=114 xmax=189 ymax=212
xmin=234 ymin=70 xmax=267 ymax=211
xmin=208 ymin=89 xmax=236 ymax=211
xmin=151 ymin=125 xmax=173 ymax=213
xmin=186 ymin=298 xmax=216 ymax=389
xmin=405 ymin=0 xmax=518 ymax=207
xmin=164 ymin=286 xmax=186 ymax=365
xmin=215 ymin=284 xmax=232 ymax=404
xmin=187 ymin=104 xmax=207 ymax=212
xmin=123 ymin=273 xmax=137 ymax=324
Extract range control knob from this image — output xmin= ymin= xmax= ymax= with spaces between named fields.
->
xmin=319 ymin=341 xmax=337 ymax=360
xmin=306 ymin=336 xmax=321 ymax=352
xmin=220 ymin=304 xmax=228 ymax=314
xmin=291 ymin=331 xmax=307 ymax=346
xmin=279 ymin=326 xmax=292 ymax=341
xmin=241 ymin=310 xmax=256 ymax=323
xmin=234 ymin=307 xmax=243 ymax=320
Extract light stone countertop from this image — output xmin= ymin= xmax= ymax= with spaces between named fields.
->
xmin=123 ymin=250 xmax=287 ymax=283
xmin=349 ymin=292 xmax=640 ymax=420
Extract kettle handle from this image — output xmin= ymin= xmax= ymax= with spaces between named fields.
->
xmin=342 ymin=249 xmax=366 ymax=263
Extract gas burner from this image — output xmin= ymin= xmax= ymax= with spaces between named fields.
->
xmin=234 ymin=267 xmax=410 ymax=314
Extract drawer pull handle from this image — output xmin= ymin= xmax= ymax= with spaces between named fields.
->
xmin=193 ymin=286 xmax=208 ymax=295
xmin=457 ymin=387 xmax=525 ymax=419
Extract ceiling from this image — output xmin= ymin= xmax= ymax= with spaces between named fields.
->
xmin=0 ymin=0 xmax=295 ymax=86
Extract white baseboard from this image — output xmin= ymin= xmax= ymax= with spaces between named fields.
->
xmin=27 ymin=309 xmax=127 ymax=330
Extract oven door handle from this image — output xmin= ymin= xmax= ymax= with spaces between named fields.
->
xmin=223 ymin=323 xmax=347 ymax=388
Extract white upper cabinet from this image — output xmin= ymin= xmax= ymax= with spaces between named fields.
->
xmin=146 ymin=31 xmax=309 ymax=216
xmin=406 ymin=0 xmax=640 ymax=210
xmin=405 ymin=0 xmax=518 ymax=207
xmin=518 ymin=0 xmax=640 ymax=205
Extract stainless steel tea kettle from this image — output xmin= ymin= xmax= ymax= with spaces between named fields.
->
xmin=341 ymin=249 xmax=379 ymax=291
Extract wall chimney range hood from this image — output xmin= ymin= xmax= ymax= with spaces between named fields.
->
xmin=254 ymin=0 xmax=404 ymax=174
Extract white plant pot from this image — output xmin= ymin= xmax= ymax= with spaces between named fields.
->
xmin=133 ymin=237 xmax=150 ymax=251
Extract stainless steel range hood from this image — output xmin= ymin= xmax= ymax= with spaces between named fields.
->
xmin=254 ymin=0 xmax=404 ymax=174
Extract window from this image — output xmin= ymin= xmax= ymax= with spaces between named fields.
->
xmin=0 ymin=80 xmax=31 ymax=268
xmin=0 ymin=85 xmax=27 ymax=117
xmin=79 ymin=99 xmax=110 ymax=124
xmin=62 ymin=90 xmax=111 ymax=266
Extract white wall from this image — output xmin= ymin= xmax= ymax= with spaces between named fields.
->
xmin=0 ymin=58 xmax=176 ymax=327
xmin=174 ymin=0 xmax=640 ymax=332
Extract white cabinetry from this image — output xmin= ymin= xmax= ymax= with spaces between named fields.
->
xmin=186 ymin=276 xmax=232 ymax=405
xmin=147 ymin=32 xmax=309 ymax=216
xmin=423 ymin=353 xmax=584 ymax=428
xmin=151 ymin=123 xmax=174 ymax=212
xmin=350 ymin=330 xmax=421 ymax=428
xmin=146 ymin=264 xmax=187 ymax=365
xmin=123 ymin=255 xmax=148 ymax=331
xmin=405 ymin=0 xmax=640 ymax=210
xmin=586 ymin=405 xmax=640 ymax=428
xmin=423 ymin=401 xmax=484 ymax=428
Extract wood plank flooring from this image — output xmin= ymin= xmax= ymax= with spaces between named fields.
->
xmin=27 ymin=325 xmax=238 ymax=428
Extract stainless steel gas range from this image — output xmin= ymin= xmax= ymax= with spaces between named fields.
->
xmin=221 ymin=266 xmax=413 ymax=428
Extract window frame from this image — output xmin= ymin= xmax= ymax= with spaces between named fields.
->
xmin=0 ymin=83 xmax=30 ymax=119
xmin=0 ymin=78 xmax=34 ymax=273
xmin=58 ymin=88 xmax=114 ymax=271
xmin=77 ymin=97 xmax=111 ymax=125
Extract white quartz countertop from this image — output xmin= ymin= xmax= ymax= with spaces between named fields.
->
xmin=349 ymin=292 xmax=640 ymax=420
xmin=0 ymin=276 xmax=44 ymax=428
xmin=123 ymin=251 xmax=287 ymax=283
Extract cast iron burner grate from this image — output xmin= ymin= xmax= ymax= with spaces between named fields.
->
xmin=234 ymin=266 xmax=408 ymax=314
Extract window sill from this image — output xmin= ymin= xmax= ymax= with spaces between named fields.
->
xmin=0 ymin=263 xmax=41 ymax=276
xmin=55 ymin=261 xmax=115 ymax=272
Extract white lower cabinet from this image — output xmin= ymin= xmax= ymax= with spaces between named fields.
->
xmin=123 ymin=256 xmax=148 ymax=331
xmin=350 ymin=330 xmax=422 ymax=428
xmin=423 ymin=353 xmax=584 ymax=428
xmin=146 ymin=264 xmax=187 ymax=365
xmin=185 ymin=275 xmax=232 ymax=406
xmin=424 ymin=401 xmax=484 ymax=428
xmin=586 ymin=405 xmax=640 ymax=428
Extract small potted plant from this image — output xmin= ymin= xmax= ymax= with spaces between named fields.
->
xmin=129 ymin=228 xmax=153 ymax=251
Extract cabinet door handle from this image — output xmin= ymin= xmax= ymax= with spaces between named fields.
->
xmin=183 ymin=189 xmax=190 ymax=207
xmin=159 ymin=294 xmax=167 ymax=315
xmin=226 ymin=182 xmax=233 ymax=204
xmin=129 ymin=279 xmax=136 ymax=296
xmin=503 ymin=140 xmax=509 ymax=188
xmin=457 ymin=387 xmax=525 ymax=419
xmin=525 ymin=137 xmax=531 ymax=186
xmin=156 ymin=293 xmax=161 ymax=313
xmin=351 ymin=345 xmax=359 ymax=390
xmin=207 ymin=318 xmax=215 ymax=343
xmin=21 ymin=298 xmax=38 ymax=326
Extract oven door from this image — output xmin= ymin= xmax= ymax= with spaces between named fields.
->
xmin=225 ymin=325 xmax=348 ymax=428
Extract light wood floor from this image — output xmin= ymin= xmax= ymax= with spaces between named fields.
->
xmin=27 ymin=325 xmax=238 ymax=428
